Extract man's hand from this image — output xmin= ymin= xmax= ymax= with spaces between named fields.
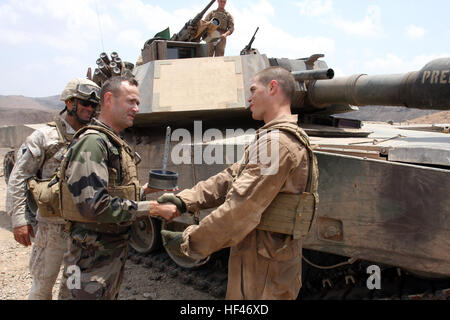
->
xmin=157 ymin=193 xmax=186 ymax=213
xmin=149 ymin=201 xmax=180 ymax=223
xmin=13 ymin=225 xmax=34 ymax=246
xmin=161 ymin=230 xmax=185 ymax=257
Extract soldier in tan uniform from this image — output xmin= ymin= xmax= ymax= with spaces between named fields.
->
xmin=160 ymin=66 xmax=318 ymax=300
xmin=205 ymin=0 xmax=234 ymax=57
xmin=6 ymin=78 xmax=101 ymax=299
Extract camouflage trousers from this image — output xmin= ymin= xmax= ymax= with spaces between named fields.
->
xmin=208 ymin=38 xmax=227 ymax=57
xmin=58 ymin=224 xmax=130 ymax=300
xmin=29 ymin=222 xmax=69 ymax=300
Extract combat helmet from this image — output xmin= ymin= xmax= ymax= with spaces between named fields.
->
xmin=60 ymin=78 xmax=101 ymax=124
xmin=60 ymin=77 xmax=100 ymax=103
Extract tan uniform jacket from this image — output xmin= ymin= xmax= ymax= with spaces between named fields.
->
xmin=6 ymin=118 xmax=74 ymax=227
xmin=178 ymin=114 xmax=309 ymax=300
xmin=205 ymin=9 xmax=234 ymax=35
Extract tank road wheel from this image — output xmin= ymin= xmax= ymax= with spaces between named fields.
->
xmin=3 ymin=150 xmax=15 ymax=184
xmin=161 ymin=220 xmax=210 ymax=269
xmin=129 ymin=216 xmax=162 ymax=254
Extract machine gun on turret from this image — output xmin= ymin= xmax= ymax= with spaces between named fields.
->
xmin=240 ymin=27 xmax=260 ymax=55
xmin=141 ymin=0 xmax=221 ymax=63
xmin=170 ymin=0 xmax=217 ymax=43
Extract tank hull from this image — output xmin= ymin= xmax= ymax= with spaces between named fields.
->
xmin=127 ymin=121 xmax=450 ymax=278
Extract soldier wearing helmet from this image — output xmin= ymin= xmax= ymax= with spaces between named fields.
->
xmin=205 ymin=0 xmax=234 ymax=57
xmin=5 ymin=77 xmax=100 ymax=300
xmin=59 ymin=78 xmax=101 ymax=127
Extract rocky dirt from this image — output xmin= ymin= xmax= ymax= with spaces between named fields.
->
xmin=0 ymin=148 xmax=214 ymax=300
xmin=406 ymin=110 xmax=450 ymax=124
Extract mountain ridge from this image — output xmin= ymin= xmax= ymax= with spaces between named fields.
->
xmin=0 ymin=95 xmax=447 ymax=127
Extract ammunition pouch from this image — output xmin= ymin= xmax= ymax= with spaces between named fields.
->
xmin=25 ymin=117 xmax=72 ymax=219
xmin=60 ymin=182 xmax=95 ymax=223
xmin=257 ymin=192 xmax=317 ymax=240
xmin=27 ymin=174 xmax=62 ymax=218
xmin=60 ymin=181 xmax=139 ymax=223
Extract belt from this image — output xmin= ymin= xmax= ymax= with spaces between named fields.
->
xmin=75 ymin=222 xmax=132 ymax=234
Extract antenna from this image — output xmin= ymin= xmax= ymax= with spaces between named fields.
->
xmin=94 ymin=0 xmax=105 ymax=52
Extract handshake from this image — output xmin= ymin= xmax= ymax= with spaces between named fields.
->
xmin=148 ymin=192 xmax=187 ymax=223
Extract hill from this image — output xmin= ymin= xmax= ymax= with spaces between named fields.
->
xmin=0 ymin=95 xmax=60 ymax=126
xmin=0 ymin=95 xmax=446 ymax=127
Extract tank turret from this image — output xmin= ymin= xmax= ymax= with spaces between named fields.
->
xmin=130 ymin=53 xmax=450 ymax=129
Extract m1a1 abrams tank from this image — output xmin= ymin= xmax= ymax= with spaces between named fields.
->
xmin=94 ymin=1 xmax=450 ymax=300
xmin=109 ymin=32 xmax=449 ymax=301
xmin=2 ymin=0 xmax=447 ymax=300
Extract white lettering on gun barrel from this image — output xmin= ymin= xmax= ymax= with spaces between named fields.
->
xmin=422 ymin=70 xmax=450 ymax=84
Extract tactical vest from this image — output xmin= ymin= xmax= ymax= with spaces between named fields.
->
xmin=237 ymin=123 xmax=319 ymax=240
xmin=59 ymin=125 xmax=140 ymax=223
xmin=26 ymin=118 xmax=73 ymax=218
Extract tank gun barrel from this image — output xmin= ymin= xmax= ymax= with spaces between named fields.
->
xmin=293 ymin=68 xmax=334 ymax=81
xmin=309 ymin=58 xmax=450 ymax=110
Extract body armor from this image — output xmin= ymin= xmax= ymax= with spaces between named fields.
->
xmin=59 ymin=125 xmax=140 ymax=224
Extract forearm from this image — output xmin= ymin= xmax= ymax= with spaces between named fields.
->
xmin=7 ymin=179 xmax=28 ymax=227
xmin=90 ymin=197 xmax=144 ymax=224
xmin=6 ymin=148 xmax=43 ymax=228
xmin=177 ymin=163 xmax=239 ymax=212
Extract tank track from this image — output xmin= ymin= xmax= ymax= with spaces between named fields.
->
xmin=127 ymin=247 xmax=229 ymax=299
xmin=299 ymin=249 xmax=450 ymax=300
xmin=127 ymin=247 xmax=450 ymax=300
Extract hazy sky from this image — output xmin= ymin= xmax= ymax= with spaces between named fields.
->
xmin=1 ymin=0 xmax=449 ymax=97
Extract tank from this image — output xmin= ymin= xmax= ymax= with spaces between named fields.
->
xmin=2 ymin=1 xmax=449 ymax=300
xmin=114 ymin=25 xmax=449 ymax=300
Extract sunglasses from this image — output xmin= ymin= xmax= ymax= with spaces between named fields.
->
xmin=78 ymin=99 xmax=99 ymax=109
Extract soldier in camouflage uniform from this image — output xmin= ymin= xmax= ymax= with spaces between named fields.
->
xmin=205 ymin=0 xmax=234 ymax=57
xmin=6 ymin=78 xmax=100 ymax=299
xmin=57 ymin=76 xmax=179 ymax=300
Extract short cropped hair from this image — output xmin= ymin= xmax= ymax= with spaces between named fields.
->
xmin=255 ymin=67 xmax=295 ymax=102
xmin=100 ymin=76 xmax=139 ymax=105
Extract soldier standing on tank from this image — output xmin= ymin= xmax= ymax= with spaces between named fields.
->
xmin=6 ymin=78 xmax=101 ymax=300
xmin=159 ymin=66 xmax=319 ymax=300
xmin=57 ymin=76 xmax=179 ymax=300
xmin=205 ymin=0 xmax=234 ymax=57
